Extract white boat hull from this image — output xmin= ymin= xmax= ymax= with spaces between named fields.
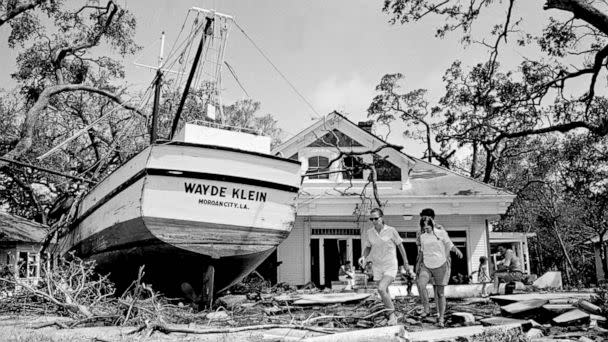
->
xmin=58 ymin=142 xmax=301 ymax=293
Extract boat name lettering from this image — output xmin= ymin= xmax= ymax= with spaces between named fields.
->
xmin=184 ymin=182 xmax=267 ymax=202
xmin=198 ymin=199 xmax=249 ymax=210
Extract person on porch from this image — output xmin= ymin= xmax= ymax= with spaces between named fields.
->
xmin=358 ymin=207 xmax=411 ymax=326
xmin=493 ymin=245 xmax=523 ymax=293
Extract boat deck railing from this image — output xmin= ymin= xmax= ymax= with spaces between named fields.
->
xmin=188 ymin=120 xmax=262 ymax=136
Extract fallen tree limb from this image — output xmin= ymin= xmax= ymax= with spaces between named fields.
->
xmin=32 ymin=321 xmax=70 ymax=329
xmin=133 ymin=323 xmax=338 ymax=335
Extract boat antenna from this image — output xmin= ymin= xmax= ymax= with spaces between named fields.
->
xmin=150 ymin=31 xmax=165 ymax=144
xmin=169 ymin=16 xmax=215 ymax=140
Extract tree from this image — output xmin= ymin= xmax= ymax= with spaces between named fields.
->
xmin=0 ymin=1 xmax=145 ymax=222
xmin=0 ymin=0 xmax=142 ymax=171
xmin=0 ymin=0 xmax=52 ymax=28
xmin=223 ymin=99 xmax=284 ymax=148
xmin=381 ymin=0 xmax=608 ymax=138
xmin=494 ymin=133 xmax=606 ymax=285
xmin=368 ymin=73 xmax=454 ymax=167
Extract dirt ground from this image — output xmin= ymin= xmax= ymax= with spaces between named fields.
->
xmin=0 ymin=315 xmax=272 ymax=342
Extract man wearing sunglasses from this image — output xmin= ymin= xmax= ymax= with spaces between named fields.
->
xmin=358 ymin=208 xmax=411 ymax=326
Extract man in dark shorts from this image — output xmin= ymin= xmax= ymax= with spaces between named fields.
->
xmin=493 ymin=245 xmax=523 ymax=293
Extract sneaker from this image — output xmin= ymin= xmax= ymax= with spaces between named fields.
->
xmin=437 ymin=319 xmax=445 ymax=328
xmin=387 ymin=316 xmax=399 ymax=326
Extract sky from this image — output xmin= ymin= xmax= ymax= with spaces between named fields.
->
xmin=0 ymin=0 xmax=557 ymax=157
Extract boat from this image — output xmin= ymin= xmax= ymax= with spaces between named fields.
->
xmin=55 ymin=8 xmax=302 ymax=302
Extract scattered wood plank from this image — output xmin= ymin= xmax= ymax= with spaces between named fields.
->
xmin=551 ymin=309 xmax=590 ymax=327
xmin=480 ymin=317 xmax=530 ymax=327
xmin=577 ymin=300 xmax=602 ymax=315
xmin=293 ymin=293 xmax=371 ymax=305
xmin=490 ymin=292 xmax=592 ymax=306
xmin=263 ymin=328 xmax=326 ymax=341
xmin=542 ymin=304 xmax=575 ymax=315
xmin=407 ymin=323 xmax=524 ymax=341
xmin=501 ymin=299 xmax=547 ymax=317
xmin=300 ymin=325 xmax=408 ymax=342
xmin=548 ymin=298 xmax=579 ymax=304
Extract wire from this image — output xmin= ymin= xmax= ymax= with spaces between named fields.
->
xmin=224 ymin=61 xmax=250 ymax=98
xmin=233 ymin=19 xmax=322 ymax=119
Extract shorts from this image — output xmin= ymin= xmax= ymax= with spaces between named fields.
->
xmin=495 ymin=271 xmax=524 ymax=283
xmin=418 ymin=262 xmax=450 ymax=286
xmin=372 ymin=265 xmax=397 ymax=281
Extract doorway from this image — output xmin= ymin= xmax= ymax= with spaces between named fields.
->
xmin=310 ymin=236 xmax=361 ymax=288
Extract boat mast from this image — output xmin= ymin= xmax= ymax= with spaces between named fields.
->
xmin=169 ymin=17 xmax=215 ymax=140
xmin=150 ymin=31 xmax=165 ymax=144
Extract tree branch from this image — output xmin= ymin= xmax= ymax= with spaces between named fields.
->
xmin=486 ymin=120 xmax=608 ymax=144
xmin=0 ymin=84 xmax=145 ymax=170
xmin=544 ymin=0 xmax=608 ymax=36
xmin=0 ymin=0 xmax=45 ymax=26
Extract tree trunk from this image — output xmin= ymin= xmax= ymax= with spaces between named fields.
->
xmin=599 ymin=231 xmax=608 ymax=281
xmin=551 ymin=222 xmax=578 ymax=284
xmin=425 ymin=124 xmax=432 ymax=163
xmin=470 ymin=141 xmax=478 ymax=178
xmin=482 ymin=146 xmax=495 ymax=183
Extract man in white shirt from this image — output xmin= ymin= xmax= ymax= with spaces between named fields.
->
xmin=358 ymin=208 xmax=411 ymax=326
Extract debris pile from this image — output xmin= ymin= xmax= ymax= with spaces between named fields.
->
xmin=2 ymin=261 xmax=608 ymax=342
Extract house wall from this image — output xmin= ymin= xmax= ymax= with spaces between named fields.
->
xmin=277 ymin=214 xmax=493 ymax=285
xmin=277 ymin=216 xmax=309 ymax=285
xmin=595 ymin=243 xmax=605 ymax=282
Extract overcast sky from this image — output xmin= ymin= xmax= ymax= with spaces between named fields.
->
xmin=0 ymin=0 xmax=554 ymax=157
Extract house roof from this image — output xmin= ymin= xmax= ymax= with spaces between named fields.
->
xmin=0 ymin=211 xmax=49 ymax=243
xmin=276 ymin=111 xmax=514 ymax=199
xmin=405 ymin=157 xmax=514 ymax=197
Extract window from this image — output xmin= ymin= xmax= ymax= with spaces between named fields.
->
xmin=27 ymin=254 xmax=38 ymax=278
xmin=373 ymin=155 xmax=401 ymax=181
xmin=342 ymin=156 xmax=364 ymax=180
xmin=18 ymin=252 xmax=27 ymax=278
xmin=16 ymin=251 xmax=40 ymax=279
xmin=307 ymin=156 xmax=329 ymax=179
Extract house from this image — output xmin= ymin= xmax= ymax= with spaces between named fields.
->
xmin=0 ymin=211 xmax=51 ymax=285
xmin=271 ymin=112 xmax=520 ymax=287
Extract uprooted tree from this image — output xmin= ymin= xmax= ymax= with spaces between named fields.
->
xmin=0 ymin=0 xmax=146 ymax=223
xmin=0 ymin=0 xmax=143 ymax=170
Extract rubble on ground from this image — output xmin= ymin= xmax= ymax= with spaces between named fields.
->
xmin=2 ymin=267 xmax=608 ymax=341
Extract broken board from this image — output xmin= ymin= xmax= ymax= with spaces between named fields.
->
xmin=292 ymin=292 xmax=371 ymax=305
xmin=301 ymin=325 xmax=407 ymax=342
xmin=551 ymin=309 xmax=591 ymax=326
xmin=501 ymin=299 xmax=547 ymax=317
xmin=480 ymin=317 xmax=531 ymax=327
xmin=407 ymin=323 xmax=524 ymax=341
xmin=542 ymin=304 xmax=575 ymax=315
xmin=577 ymin=300 xmax=602 ymax=315
xmin=490 ymin=292 xmax=592 ymax=306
